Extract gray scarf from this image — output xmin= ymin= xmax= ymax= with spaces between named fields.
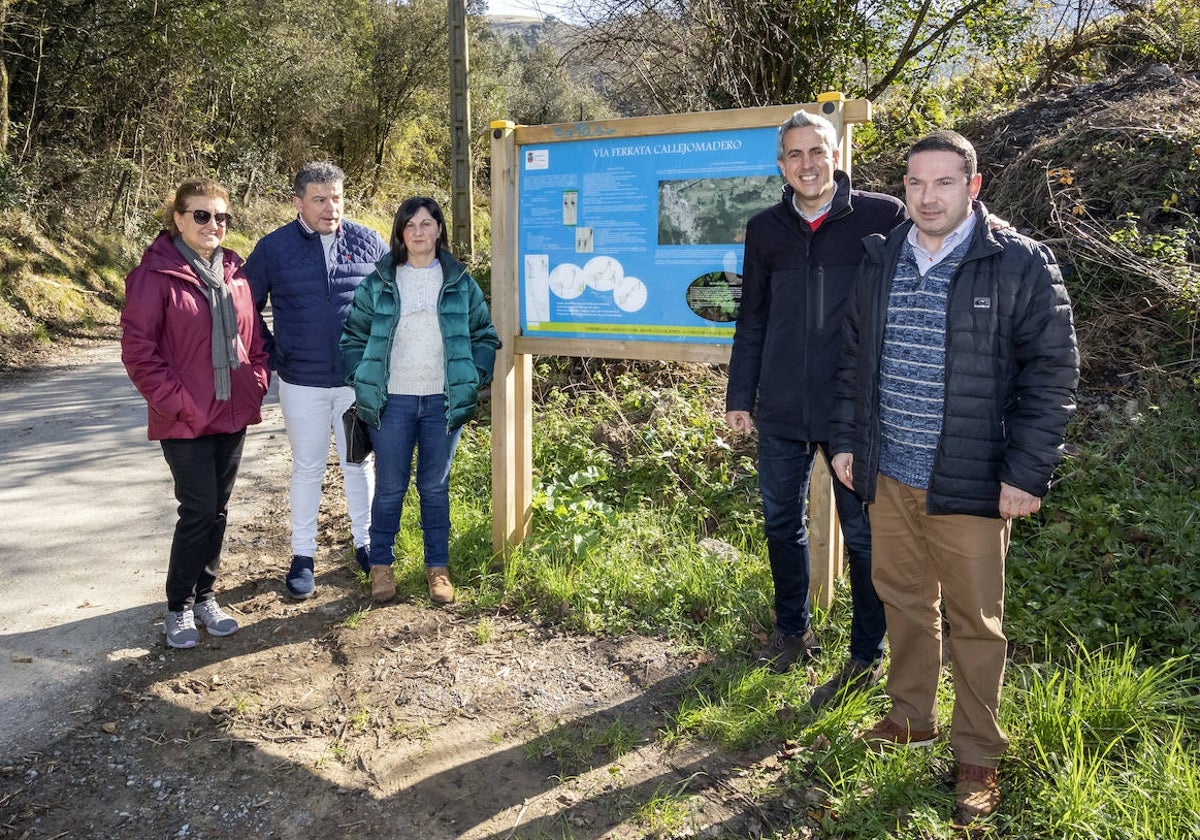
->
xmin=173 ymin=236 xmax=241 ymax=401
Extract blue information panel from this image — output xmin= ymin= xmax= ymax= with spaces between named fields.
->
xmin=518 ymin=125 xmax=782 ymax=344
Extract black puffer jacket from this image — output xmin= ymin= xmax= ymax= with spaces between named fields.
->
xmin=829 ymin=201 xmax=1079 ymax=517
xmin=726 ymin=172 xmax=905 ymax=441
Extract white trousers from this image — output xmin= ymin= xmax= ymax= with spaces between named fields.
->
xmin=278 ymin=380 xmax=374 ymax=557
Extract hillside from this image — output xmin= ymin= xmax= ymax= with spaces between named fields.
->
xmin=487 ymin=12 xmax=547 ymax=39
xmin=856 ymin=65 xmax=1199 ymax=377
xmin=3 ymin=64 xmax=1197 ymax=378
xmin=0 ymin=213 xmax=128 ymax=369
xmin=969 ymin=64 xmax=1199 ymax=379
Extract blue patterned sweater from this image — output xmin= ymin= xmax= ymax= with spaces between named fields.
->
xmin=878 ymin=238 xmax=970 ymax=489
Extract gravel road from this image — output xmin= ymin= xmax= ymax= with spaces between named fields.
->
xmin=0 ymin=340 xmax=288 ymax=760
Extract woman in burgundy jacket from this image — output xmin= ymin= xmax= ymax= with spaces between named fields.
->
xmin=121 ymin=178 xmax=269 ymax=649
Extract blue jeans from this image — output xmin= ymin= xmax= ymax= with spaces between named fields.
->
xmin=757 ymin=433 xmax=886 ymax=663
xmin=367 ymin=394 xmax=462 ymax=569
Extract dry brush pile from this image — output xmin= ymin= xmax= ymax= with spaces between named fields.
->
xmin=966 ymin=64 xmax=1200 ymax=378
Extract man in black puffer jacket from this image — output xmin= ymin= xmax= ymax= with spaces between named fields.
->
xmin=830 ymin=130 xmax=1078 ymax=829
xmin=725 ymin=110 xmax=905 ymax=704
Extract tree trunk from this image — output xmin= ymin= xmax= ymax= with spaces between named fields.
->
xmin=0 ymin=0 xmax=10 ymax=157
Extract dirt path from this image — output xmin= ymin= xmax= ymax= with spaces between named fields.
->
xmin=0 ymin=340 xmax=789 ymax=839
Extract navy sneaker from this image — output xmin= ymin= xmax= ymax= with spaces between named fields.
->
xmin=354 ymin=545 xmax=370 ymax=574
xmin=285 ymin=555 xmax=315 ymax=599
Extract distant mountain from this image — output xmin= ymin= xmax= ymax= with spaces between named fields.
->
xmin=487 ymin=14 xmax=545 ymax=39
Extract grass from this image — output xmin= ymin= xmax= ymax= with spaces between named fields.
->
xmin=1002 ymin=646 xmax=1200 ymax=838
xmin=525 ymin=715 xmax=646 ymax=778
xmin=340 ymin=606 xmax=371 ymax=629
xmin=473 ymin=615 xmax=495 ymax=645
xmin=633 ymin=777 xmax=702 ymax=836
xmin=384 ymin=356 xmax=1200 ymax=839
xmin=0 ymin=210 xmax=127 ymax=356
xmin=1006 ymin=377 xmax=1200 ymax=666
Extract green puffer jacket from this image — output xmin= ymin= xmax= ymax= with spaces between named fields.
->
xmin=339 ymin=250 xmax=500 ymax=431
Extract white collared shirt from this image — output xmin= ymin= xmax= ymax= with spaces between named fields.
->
xmin=906 ymin=212 xmax=976 ymax=276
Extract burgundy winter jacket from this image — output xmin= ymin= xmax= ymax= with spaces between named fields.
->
xmin=121 ymin=231 xmax=270 ymax=440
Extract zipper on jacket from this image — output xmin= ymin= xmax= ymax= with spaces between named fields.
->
xmin=926 ymin=215 xmax=996 ymax=507
xmin=798 ymin=227 xmax=816 ymax=432
xmin=439 ymin=262 xmax=472 ymax=433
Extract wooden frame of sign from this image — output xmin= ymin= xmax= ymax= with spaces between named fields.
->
xmin=488 ymin=94 xmax=871 ymax=609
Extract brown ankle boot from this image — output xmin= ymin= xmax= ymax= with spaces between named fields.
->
xmin=953 ymin=763 xmax=1000 ymax=827
xmin=370 ymin=565 xmax=395 ymax=603
xmin=425 ymin=566 xmax=454 ymax=604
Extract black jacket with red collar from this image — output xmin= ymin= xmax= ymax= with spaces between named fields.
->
xmin=726 ymin=171 xmax=906 ymax=442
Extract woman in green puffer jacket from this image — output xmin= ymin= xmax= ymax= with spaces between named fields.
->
xmin=340 ymin=196 xmax=499 ymax=606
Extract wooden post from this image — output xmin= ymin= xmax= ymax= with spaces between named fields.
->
xmin=448 ymin=0 xmax=474 ymax=256
xmin=489 ymin=121 xmax=533 ymax=556
xmin=816 ymin=91 xmax=855 ymax=179
xmin=808 ymin=455 xmax=845 ymax=610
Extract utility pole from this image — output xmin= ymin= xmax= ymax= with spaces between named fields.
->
xmin=448 ymin=0 xmax=474 ymax=257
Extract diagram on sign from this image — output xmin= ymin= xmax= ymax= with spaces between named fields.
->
xmin=517 ymin=126 xmax=782 ymax=343
xmin=532 ymin=254 xmax=648 ymax=315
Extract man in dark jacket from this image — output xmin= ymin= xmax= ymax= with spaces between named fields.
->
xmin=830 ymin=130 xmax=1078 ymax=828
xmin=245 ymin=162 xmax=388 ymax=599
xmin=725 ymin=110 xmax=905 ymax=704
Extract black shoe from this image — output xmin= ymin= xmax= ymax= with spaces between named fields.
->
xmin=354 ymin=545 xmax=370 ymax=574
xmin=809 ymin=658 xmax=885 ymax=710
xmin=759 ymin=627 xmax=821 ymax=673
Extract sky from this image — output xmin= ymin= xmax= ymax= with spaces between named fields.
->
xmin=485 ymin=0 xmax=567 ymax=18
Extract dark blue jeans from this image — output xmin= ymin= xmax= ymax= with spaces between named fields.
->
xmin=367 ymin=394 xmax=462 ymax=569
xmin=160 ymin=431 xmax=245 ymax=612
xmin=757 ymin=433 xmax=886 ymax=663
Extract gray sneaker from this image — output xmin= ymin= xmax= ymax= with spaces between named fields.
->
xmin=759 ymin=627 xmax=821 ymax=673
xmin=809 ymin=658 xmax=885 ymax=710
xmin=164 ymin=609 xmax=199 ymax=649
xmin=193 ymin=599 xmax=239 ymax=636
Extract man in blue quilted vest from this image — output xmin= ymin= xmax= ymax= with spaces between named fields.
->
xmin=245 ymin=162 xmax=389 ymax=599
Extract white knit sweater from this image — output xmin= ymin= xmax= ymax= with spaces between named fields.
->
xmin=387 ymin=262 xmax=444 ymax=396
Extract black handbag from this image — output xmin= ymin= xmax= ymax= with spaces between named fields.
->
xmin=342 ymin=403 xmax=373 ymax=464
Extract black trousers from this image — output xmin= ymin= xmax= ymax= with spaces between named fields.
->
xmin=159 ymin=430 xmax=246 ymax=612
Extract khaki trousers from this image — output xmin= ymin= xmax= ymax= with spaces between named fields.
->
xmin=871 ymin=474 xmax=1012 ymax=767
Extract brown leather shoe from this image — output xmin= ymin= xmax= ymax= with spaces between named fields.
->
xmin=953 ymin=763 xmax=1000 ymax=827
xmin=370 ymin=565 xmax=395 ymax=603
xmin=859 ymin=715 xmax=938 ymax=752
xmin=426 ymin=566 xmax=454 ymax=604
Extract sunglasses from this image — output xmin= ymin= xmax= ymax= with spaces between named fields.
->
xmin=183 ymin=209 xmax=233 ymax=226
